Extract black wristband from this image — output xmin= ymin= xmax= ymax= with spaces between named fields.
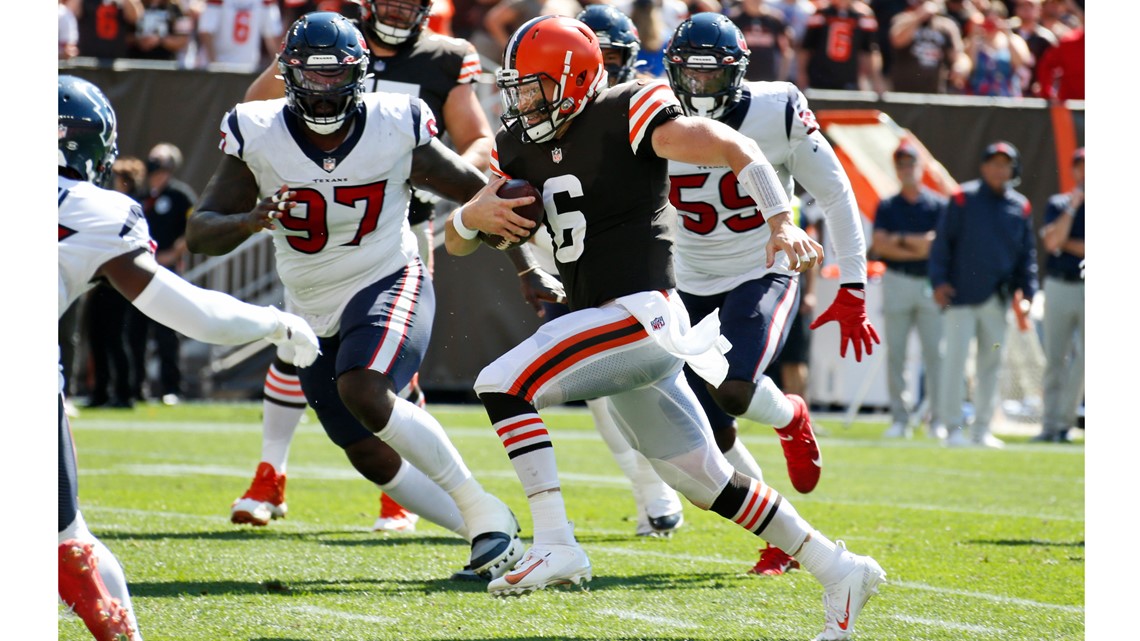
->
xmin=840 ymin=283 xmax=865 ymax=290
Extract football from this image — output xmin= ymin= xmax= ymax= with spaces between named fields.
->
xmin=480 ymin=178 xmax=545 ymax=251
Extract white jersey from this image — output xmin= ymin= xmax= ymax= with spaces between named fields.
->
xmin=219 ymin=94 xmax=437 ymax=336
xmin=198 ymin=0 xmax=281 ymax=70
xmin=58 ymin=176 xmax=154 ymax=318
xmin=669 ymin=81 xmax=866 ymax=294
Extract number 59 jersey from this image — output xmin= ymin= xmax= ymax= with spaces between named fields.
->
xmin=669 ymin=82 xmax=866 ymax=294
xmin=491 ymin=80 xmax=684 ymax=311
xmin=219 ymin=93 xmax=437 ymax=335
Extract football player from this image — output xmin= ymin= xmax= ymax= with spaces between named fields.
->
xmin=577 ymin=4 xmax=643 ymax=87
xmin=186 ymin=13 xmax=536 ymax=580
xmin=235 ymin=0 xmax=555 ymax=533
xmin=446 ymin=15 xmax=884 ymax=640
xmin=663 ymin=13 xmax=879 ymax=576
xmin=58 ymin=75 xmax=320 ymax=641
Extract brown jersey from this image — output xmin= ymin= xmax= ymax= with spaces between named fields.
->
xmin=491 ymin=80 xmax=684 ymax=310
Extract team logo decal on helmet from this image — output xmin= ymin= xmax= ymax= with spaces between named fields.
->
xmin=496 ymin=16 xmax=607 ymax=144
xmin=58 ymin=75 xmax=119 ymax=186
xmin=576 ymin=5 xmax=642 ymax=86
xmin=364 ymin=0 xmax=433 ymax=46
xmin=664 ymin=12 xmax=750 ymax=120
xmin=279 ymin=12 xmax=370 ymax=135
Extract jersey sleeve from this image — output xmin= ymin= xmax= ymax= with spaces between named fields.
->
xmin=218 ymin=106 xmax=246 ymax=159
xmin=456 ymin=43 xmax=482 ymax=85
xmin=410 ymin=97 xmax=438 ymax=147
xmin=628 ymin=80 xmax=683 ymax=158
xmin=489 ymin=141 xmax=510 ymax=179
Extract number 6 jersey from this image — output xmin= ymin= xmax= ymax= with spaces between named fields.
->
xmin=219 ymin=93 xmax=437 ymax=335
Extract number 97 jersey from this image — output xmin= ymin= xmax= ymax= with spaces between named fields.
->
xmin=219 ymin=93 xmax=437 ymax=335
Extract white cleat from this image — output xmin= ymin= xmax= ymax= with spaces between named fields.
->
xmin=488 ymin=542 xmax=592 ymax=597
xmin=814 ymin=542 xmax=886 ymax=640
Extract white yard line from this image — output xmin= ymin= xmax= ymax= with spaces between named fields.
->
xmin=890 ymin=614 xmax=1006 ymax=635
xmin=284 ymin=604 xmax=396 ymax=624
xmin=597 ymin=608 xmax=699 ymax=629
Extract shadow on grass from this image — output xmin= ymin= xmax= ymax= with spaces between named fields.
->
xmin=971 ymin=538 xmax=1085 ymax=548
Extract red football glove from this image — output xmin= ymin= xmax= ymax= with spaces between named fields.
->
xmin=809 ymin=287 xmax=881 ymax=362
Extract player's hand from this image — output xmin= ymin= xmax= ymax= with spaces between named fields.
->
xmin=765 ymin=212 xmax=823 ymax=272
xmin=462 ymin=176 xmax=538 ymax=244
xmin=266 ymin=308 xmax=321 ymax=368
xmin=247 ymin=185 xmax=295 ymax=233
xmin=519 ymin=266 xmax=566 ymax=318
xmin=809 ymin=286 xmax=880 ymax=362
xmin=933 ymin=283 xmax=955 ymax=309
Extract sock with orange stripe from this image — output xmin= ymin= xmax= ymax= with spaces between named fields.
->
xmin=262 ymin=362 xmax=306 ymax=473
xmin=709 ymin=470 xmax=811 ymax=553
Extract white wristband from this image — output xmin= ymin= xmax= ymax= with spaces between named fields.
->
xmin=452 ymin=205 xmax=479 ymax=240
xmin=738 ymin=159 xmax=791 ymax=217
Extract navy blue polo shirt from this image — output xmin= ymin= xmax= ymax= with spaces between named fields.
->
xmin=873 ymin=187 xmax=945 ymax=276
xmin=1043 ymin=192 xmax=1085 ymax=281
xmin=928 ymin=179 xmax=1038 ymax=305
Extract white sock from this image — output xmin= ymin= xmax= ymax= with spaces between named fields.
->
xmin=60 ymin=513 xmax=142 ymax=637
xmin=794 ymin=530 xmax=845 ymax=584
xmin=379 ymin=460 xmax=466 ymax=537
xmin=530 ymin=490 xmax=575 ymax=546
xmin=740 ymin=377 xmax=795 ymax=427
xmin=261 ymin=402 xmax=303 ymax=473
xmin=377 ymin=397 xmax=471 ymax=493
xmin=723 ymin=439 xmax=764 ymax=483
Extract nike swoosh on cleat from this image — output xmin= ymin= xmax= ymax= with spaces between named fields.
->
xmin=812 ymin=456 xmax=822 ymax=467
xmin=779 ymin=434 xmax=793 ymax=441
xmin=504 ymin=559 xmax=544 ymax=585
xmin=837 ymin=592 xmax=852 ymax=630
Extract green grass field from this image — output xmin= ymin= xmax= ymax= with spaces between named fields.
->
xmin=59 ymin=403 xmax=1084 ymax=641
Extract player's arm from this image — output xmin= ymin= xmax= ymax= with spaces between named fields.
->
xmin=245 ymin=58 xmax=286 ymax=102
xmin=651 ymin=115 xmax=822 ymax=272
xmin=97 ymin=248 xmax=319 ymax=365
xmin=187 ymin=155 xmax=282 ymax=256
xmin=443 ymin=83 xmax=494 ymax=171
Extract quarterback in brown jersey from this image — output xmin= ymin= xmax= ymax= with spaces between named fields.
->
xmin=445 ymin=14 xmax=884 ymax=641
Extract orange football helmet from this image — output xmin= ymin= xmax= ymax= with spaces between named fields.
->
xmin=496 ymin=16 xmax=606 ymax=143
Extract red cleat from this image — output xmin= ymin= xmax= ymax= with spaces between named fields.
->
xmin=58 ymin=540 xmax=139 ymax=641
xmin=231 ymin=462 xmax=287 ymax=526
xmin=748 ymin=543 xmax=800 ymax=576
xmin=776 ymin=394 xmax=822 ymax=493
xmin=372 ymin=492 xmax=419 ymax=532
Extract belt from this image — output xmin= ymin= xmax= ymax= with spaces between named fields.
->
xmin=1047 ymin=271 xmax=1083 ymax=283
xmin=887 ymin=266 xmax=928 ymax=278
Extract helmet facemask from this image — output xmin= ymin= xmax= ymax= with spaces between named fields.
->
xmin=366 ymin=0 xmax=431 ymax=46
xmin=497 ymin=69 xmax=566 ymax=144
xmin=281 ymin=55 xmax=367 ymax=134
xmin=665 ymin=55 xmax=746 ymax=119
xmin=600 ymin=42 xmax=639 ymax=86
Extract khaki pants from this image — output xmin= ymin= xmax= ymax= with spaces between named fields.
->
xmin=1041 ymin=279 xmax=1085 ymax=434
xmin=881 ymin=270 xmax=944 ymax=425
xmin=938 ymin=295 xmax=1008 ymax=434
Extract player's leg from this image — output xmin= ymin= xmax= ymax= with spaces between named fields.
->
xmin=588 ymin=396 xmax=683 ymax=536
xmin=475 ymin=305 xmax=677 ymax=595
xmin=940 ymin=306 xmax=976 ymax=446
xmin=231 ymin=348 xmax=305 ymax=526
xmin=330 ymin=260 xmax=522 ymax=578
xmin=59 ymin=394 xmax=140 ymax=640
xmin=972 ymin=297 xmax=1008 ymax=447
xmin=610 ymin=370 xmax=885 ymax=639
xmin=881 ymin=270 xmax=916 ymax=437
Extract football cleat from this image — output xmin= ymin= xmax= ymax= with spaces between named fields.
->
xmin=488 ymin=542 xmax=592 ymax=597
xmin=748 ymin=543 xmax=800 ymax=576
xmin=58 ymin=540 xmax=139 ymax=641
xmin=814 ymin=541 xmax=886 ymax=641
xmin=776 ymin=394 xmax=822 ymax=493
xmin=461 ymin=494 xmax=524 ymax=580
xmin=230 ymin=462 xmax=287 ymax=526
xmin=634 ymin=479 xmax=685 ymax=537
xmin=372 ymin=493 xmax=420 ymax=532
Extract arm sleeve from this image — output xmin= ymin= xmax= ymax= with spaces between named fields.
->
xmin=131 ymin=267 xmax=278 ymax=345
xmin=783 ymin=90 xmax=867 ymax=284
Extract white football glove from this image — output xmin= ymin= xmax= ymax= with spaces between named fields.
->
xmin=266 ymin=308 xmax=321 ymax=367
xmin=413 ymin=188 xmax=442 ymax=205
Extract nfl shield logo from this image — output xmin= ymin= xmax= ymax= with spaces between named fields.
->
xmin=651 ymin=316 xmax=665 ymax=331
xmin=323 ymin=157 xmax=337 ymax=172
xmin=552 ymin=147 xmax=563 ymax=163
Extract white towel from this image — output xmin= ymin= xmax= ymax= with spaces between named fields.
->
xmin=614 ymin=291 xmax=732 ymax=387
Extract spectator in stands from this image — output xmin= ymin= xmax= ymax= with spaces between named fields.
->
xmin=1033 ymin=147 xmax=1083 ymax=443
xmin=729 ymin=0 xmax=794 ymax=82
xmin=128 ymin=0 xmax=194 ymax=62
xmin=483 ymin=0 xmax=584 ymax=59
xmin=940 ymin=0 xmax=978 ymax=35
xmin=929 ymin=141 xmax=1037 ymax=448
xmin=872 ymin=141 xmax=945 ymax=439
xmin=613 ymin=0 xmax=690 ymax=77
xmin=1010 ymin=0 xmax=1056 ymax=97
xmin=798 ymin=0 xmax=883 ymax=91
xmin=767 ymin=0 xmax=816 ymax=84
xmin=963 ymin=1 xmax=1030 ymax=97
xmin=69 ymin=0 xmax=145 ymax=60
xmin=60 ymin=0 xmax=80 ymax=59
xmin=127 ymin=143 xmax=196 ymax=405
xmin=1035 ymin=19 xmax=1082 ymax=101
xmin=84 ymin=156 xmax=149 ymax=409
xmin=197 ymin=0 xmax=283 ymax=71
xmin=889 ymin=0 xmax=969 ymax=94
xmin=1039 ymin=0 xmax=1078 ymax=38
xmin=869 ymin=0 xmax=909 ymax=83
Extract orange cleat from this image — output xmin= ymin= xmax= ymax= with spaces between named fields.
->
xmin=231 ymin=462 xmax=287 ymax=526
xmin=372 ymin=492 xmax=419 ymax=532
xmin=748 ymin=543 xmax=800 ymax=576
xmin=58 ymin=540 xmax=139 ymax=641
xmin=776 ymin=394 xmax=822 ymax=493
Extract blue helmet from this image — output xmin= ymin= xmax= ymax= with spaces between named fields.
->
xmin=278 ymin=12 xmax=370 ymax=134
xmin=577 ymin=5 xmax=641 ymax=86
xmin=664 ymin=13 xmax=750 ymax=119
xmin=58 ymin=75 xmax=118 ymax=186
